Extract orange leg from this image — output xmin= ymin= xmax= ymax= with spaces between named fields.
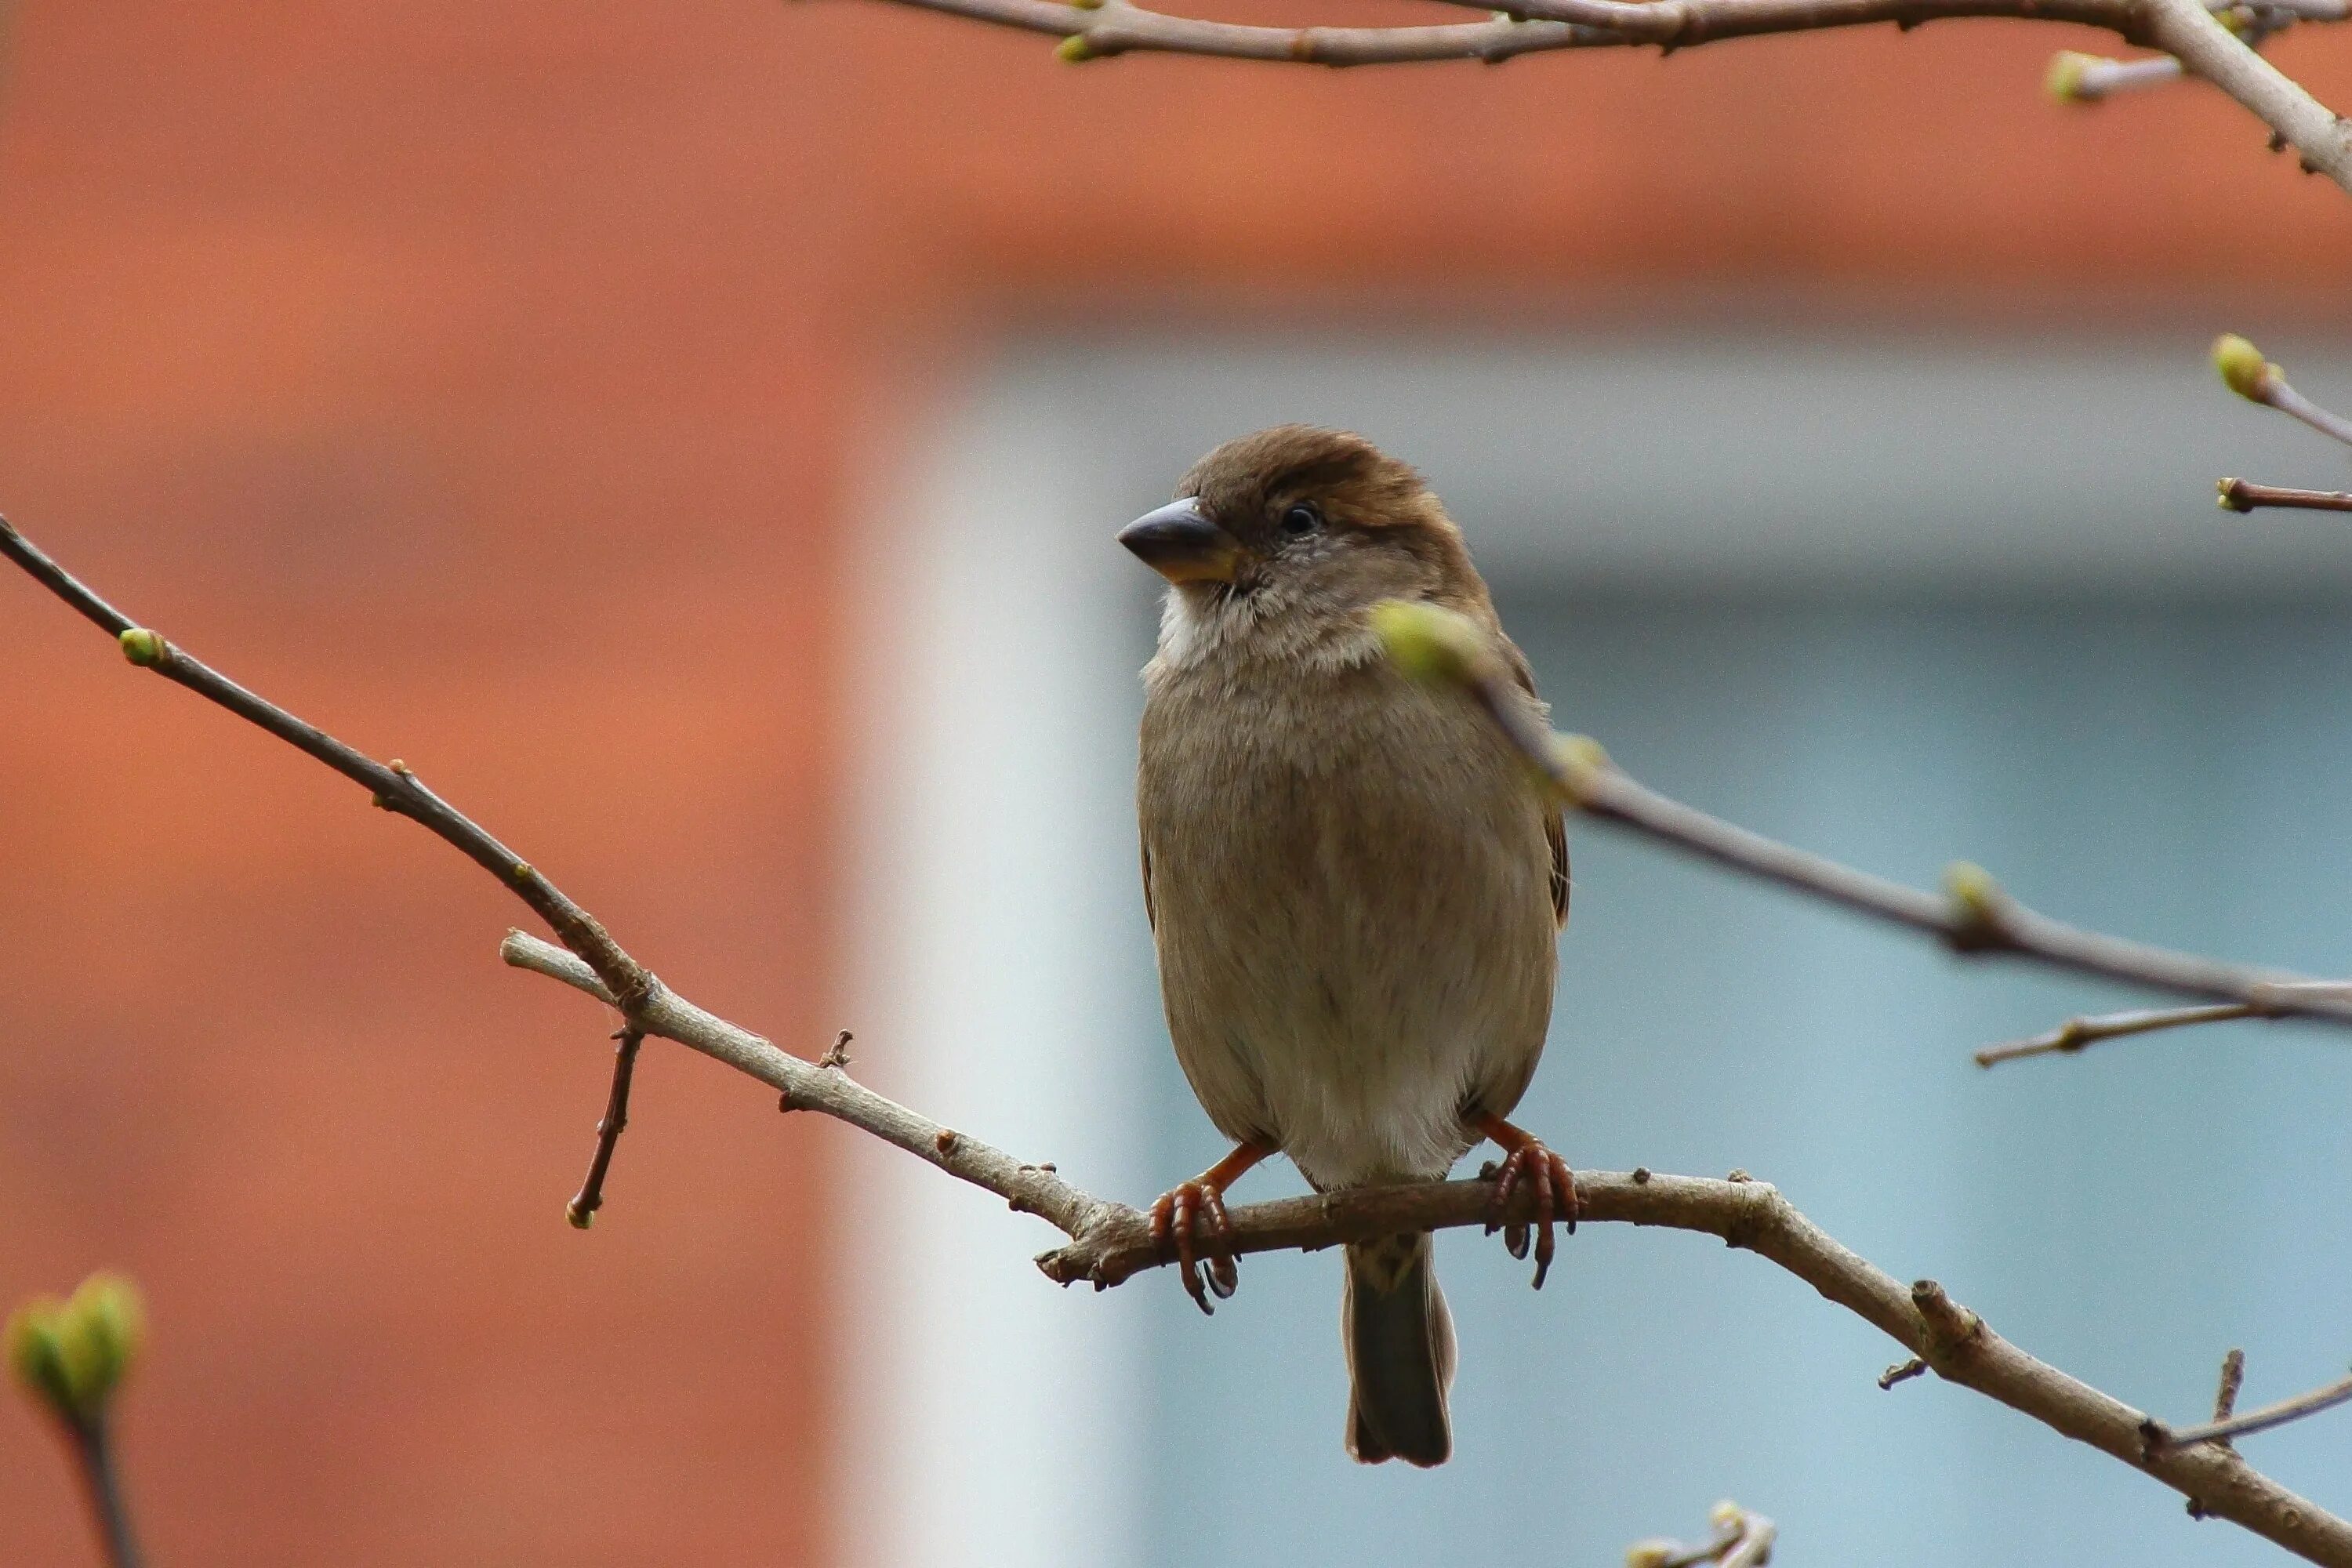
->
xmin=1473 ymin=1113 xmax=1580 ymax=1290
xmin=1150 ymin=1142 xmax=1269 ymax=1316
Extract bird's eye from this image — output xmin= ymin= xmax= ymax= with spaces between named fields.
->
xmin=1279 ymin=502 xmax=1322 ymax=537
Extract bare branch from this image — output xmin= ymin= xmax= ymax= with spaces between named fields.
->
xmin=503 ymin=930 xmax=2352 ymax=1568
xmin=2047 ymin=48 xmax=2183 ymax=100
xmin=1628 ymin=1501 xmax=1778 ymax=1568
xmin=2216 ymin=336 xmax=2352 ymax=448
xmin=2163 ymin=1368 xmax=2352 ymax=1449
xmin=1980 ymin=980 xmax=2352 ymax=1066
xmin=5 ymin=514 xmax=2350 ymax=1563
xmin=565 ymin=1027 xmax=644 ymax=1229
xmin=1717 ymin=1506 xmax=1777 ymax=1568
xmin=2216 ymin=1348 xmax=2250 ymax=1432
xmin=891 ymin=0 xmax=1609 ymax=65
xmin=1978 ymin=1002 xmax=2261 ymax=1065
xmin=499 ymin=931 xmax=1116 ymax=1242
xmin=891 ymin=0 xmax=2348 ymax=63
xmin=862 ymin=0 xmax=2352 ymax=194
xmin=1373 ymin=602 xmax=2352 ymax=1032
xmin=2140 ymin=0 xmax=2352 ymax=191
xmin=2220 ymin=478 xmax=2352 ymax=514
xmin=0 ymin=517 xmax=657 ymax=1018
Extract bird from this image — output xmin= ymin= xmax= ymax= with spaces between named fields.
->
xmin=1120 ymin=424 xmax=1574 ymax=1468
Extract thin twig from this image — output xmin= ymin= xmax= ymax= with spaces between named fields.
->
xmin=1880 ymin=1356 xmax=1929 ymax=1388
xmin=1719 ymin=1508 xmax=1777 ymax=1568
xmin=501 ymin=931 xmax=1114 ymax=1239
xmin=0 ymin=518 xmax=654 ymax=1014
xmin=1630 ymin=1502 xmax=1779 ymax=1568
xmin=566 ymin=1027 xmax=644 ymax=1229
xmin=501 ymin=928 xmax=2352 ymax=1565
xmin=69 ymin=1417 xmax=143 ymax=1568
xmin=9 ymin=518 xmax=2352 ymax=1563
xmin=1978 ymin=980 xmax=2352 ymax=1066
xmin=2215 ymin=1348 xmax=2250 ymax=1432
xmin=2220 ymin=478 xmax=2352 ymax=514
xmin=2187 ymin=1348 xmax=2247 ymax=1516
xmin=1977 ymin=1003 xmax=2260 ymax=1065
xmin=2165 ymin=1368 xmax=2352 ymax=1448
xmin=2217 ymin=339 xmax=2352 ymax=447
xmin=2048 ymin=49 xmax=2183 ymax=100
xmin=1428 ymin=648 xmax=2352 ymax=1031
xmin=2270 ymin=383 xmax=2352 ymax=448
xmin=862 ymin=0 xmax=2352 ymax=195
xmin=0 ymin=514 xmax=668 ymax=1219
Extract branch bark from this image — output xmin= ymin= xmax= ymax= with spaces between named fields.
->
xmin=499 ymin=931 xmax=2352 ymax=1565
xmin=2220 ymin=480 xmax=2352 ymax=514
xmin=864 ymin=0 xmax=2352 ymax=195
xmin=1373 ymin=602 xmax=2352 ymax=1034
xmin=2162 ymin=1369 xmax=2352 ymax=1449
xmin=9 ymin=515 xmax=2352 ymax=1561
xmin=2135 ymin=0 xmax=2352 ymax=191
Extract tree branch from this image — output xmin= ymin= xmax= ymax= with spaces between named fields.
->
xmin=861 ymin=0 xmax=2352 ymax=194
xmin=565 ymin=1027 xmax=646 ymax=1229
xmin=0 ymin=517 xmax=657 ymax=1020
xmin=1373 ymin=601 xmax=2352 ymax=1034
xmin=498 ymin=931 xmax=1114 ymax=1241
xmin=2216 ymin=336 xmax=2352 ymax=449
xmin=11 ymin=515 xmax=2352 ymax=1561
xmin=2161 ymin=1367 xmax=2352 ymax=1449
xmin=1976 ymin=1001 xmax=2264 ymax=1065
xmin=1976 ymin=978 xmax=2352 ymax=1065
xmin=2136 ymin=0 xmax=2352 ymax=191
xmin=2047 ymin=48 xmax=2184 ymax=101
xmin=516 ymin=933 xmax=2352 ymax=1568
xmin=1627 ymin=1500 xmax=1777 ymax=1568
xmin=2220 ymin=479 xmax=2352 ymax=514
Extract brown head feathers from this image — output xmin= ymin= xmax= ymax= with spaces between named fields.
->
xmin=1175 ymin=425 xmax=1483 ymax=610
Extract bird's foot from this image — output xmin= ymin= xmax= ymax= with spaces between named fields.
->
xmin=1151 ymin=1178 xmax=1239 ymax=1314
xmin=1475 ymin=1114 xmax=1579 ymax=1290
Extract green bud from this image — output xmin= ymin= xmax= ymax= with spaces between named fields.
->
xmin=1708 ymin=1499 xmax=1745 ymax=1532
xmin=1944 ymin=861 xmax=2007 ymax=934
xmin=67 ymin=1275 xmax=145 ymax=1406
xmin=1371 ymin=599 xmax=1486 ymax=686
xmin=1550 ymin=733 xmax=1611 ymax=803
xmin=7 ymin=1299 xmax=74 ymax=1415
xmin=2217 ymin=477 xmax=2252 ymax=513
xmin=1623 ymin=1542 xmax=1678 ymax=1568
xmin=118 ymin=627 xmax=166 ymax=667
xmin=2212 ymin=334 xmax=2277 ymax=403
xmin=7 ymin=1274 xmax=143 ymax=1426
xmin=1055 ymin=33 xmax=1095 ymax=60
xmin=2043 ymin=51 xmax=2095 ymax=103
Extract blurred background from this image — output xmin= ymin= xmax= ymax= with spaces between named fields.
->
xmin=1 ymin=4 xmax=2348 ymax=1566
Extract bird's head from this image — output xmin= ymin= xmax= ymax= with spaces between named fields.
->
xmin=1119 ymin=427 xmax=1488 ymax=654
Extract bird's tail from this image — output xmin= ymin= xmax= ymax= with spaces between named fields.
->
xmin=1342 ymin=1231 xmax=1455 ymax=1467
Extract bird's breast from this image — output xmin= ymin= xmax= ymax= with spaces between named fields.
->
xmin=1138 ymin=655 xmax=1558 ymax=1189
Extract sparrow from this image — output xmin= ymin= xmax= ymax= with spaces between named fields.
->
xmin=1120 ymin=425 xmax=1574 ymax=1468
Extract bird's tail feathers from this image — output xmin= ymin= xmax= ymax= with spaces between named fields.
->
xmin=1342 ymin=1231 xmax=1454 ymax=1467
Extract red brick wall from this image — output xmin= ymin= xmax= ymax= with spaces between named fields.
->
xmin=0 ymin=3 xmax=2336 ymax=1564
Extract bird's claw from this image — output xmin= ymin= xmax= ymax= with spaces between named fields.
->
xmin=1483 ymin=1141 xmax=1578 ymax=1290
xmin=1151 ymin=1178 xmax=1240 ymax=1314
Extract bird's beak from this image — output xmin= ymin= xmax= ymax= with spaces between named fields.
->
xmin=1118 ymin=498 xmax=1242 ymax=586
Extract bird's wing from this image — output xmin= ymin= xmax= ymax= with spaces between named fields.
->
xmin=1503 ymin=640 xmax=1570 ymax=928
